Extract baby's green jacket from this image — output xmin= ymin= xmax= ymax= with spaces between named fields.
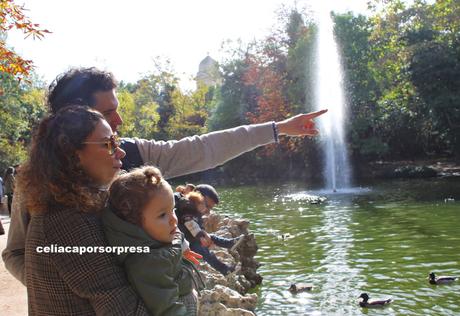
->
xmin=102 ymin=208 xmax=193 ymax=316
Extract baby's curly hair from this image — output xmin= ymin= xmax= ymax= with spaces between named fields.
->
xmin=108 ymin=166 xmax=167 ymax=226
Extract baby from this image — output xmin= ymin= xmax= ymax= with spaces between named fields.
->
xmin=103 ymin=166 xmax=202 ymax=315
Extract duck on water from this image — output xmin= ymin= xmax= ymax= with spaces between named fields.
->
xmin=429 ymin=272 xmax=457 ymax=285
xmin=358 ymin=293 xmax=392 ymax=308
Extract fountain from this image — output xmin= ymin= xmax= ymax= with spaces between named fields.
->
xmin=313 ymin=3 xmax=352 ymax=192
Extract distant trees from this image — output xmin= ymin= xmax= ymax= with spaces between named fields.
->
xmin=335 ymin=0 xmax=460 ymax=159
xmin=117 ymin=62 xmax=215 ymax=142
xmin=1 ymin=0 xmax=459 ymax=179
xmin=0 ymin=75 xmax=46 ymax=171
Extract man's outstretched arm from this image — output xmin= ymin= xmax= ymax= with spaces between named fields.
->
xmin=135 ymin=110 xmax=327 ymax=179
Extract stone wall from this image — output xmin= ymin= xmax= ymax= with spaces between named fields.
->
xmin=197 ymin=212 xmax=262 ymax=315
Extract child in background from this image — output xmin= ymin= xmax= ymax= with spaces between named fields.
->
xmin=175 ymin=185 xmax=245 ymax=276
xmin=175 ymin=183 xmax=196 ymax=205
xmin=103 ymin=166 xmax=203 ymax=316
xmin=176 ymin=183 xmax=196 ymax=196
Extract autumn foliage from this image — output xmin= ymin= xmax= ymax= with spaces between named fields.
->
xmin=0 ymin=0 xmax=50 ymax=81
xmin=243 ymin=55 xmax=290 ymax=125
xmin=242 ymin=33 xmax=303 ymax=156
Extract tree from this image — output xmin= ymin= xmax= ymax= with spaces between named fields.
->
xmin=130 ymin=78 xmax=161 ymax=140
xmin=0 ymin=0 xmax=50 ymax=82
xmin=406 ymin=0 xmax=460 ymax=155
xmin=165 ymin=86 xmax=208 ymax=140
xmin=333 ymin=12 xmax=389 ymax=159
xmin=333 ymin=0 xmax=460 ymax=159
xmin=208 ymin=58 xmax=255 ymax=131
xmin=0 ymin=74 xmax=46 ymax=171
xmin=116 ymin=89 xmax=136 ymax=137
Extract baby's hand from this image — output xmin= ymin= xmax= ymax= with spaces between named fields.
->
xmin=183 ymin=249 xmax=203 ymax=265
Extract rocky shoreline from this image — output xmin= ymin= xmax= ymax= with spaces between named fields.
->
xmin=356 ymin=159 xmax=460 ymax=179
xmin=197 ymin=213 xmax=262 ymax=315
xmin=173 ymin=159 xmax=460 ymax=187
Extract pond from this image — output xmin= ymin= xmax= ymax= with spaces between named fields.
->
xmin=214 ymin=177 xmax=460 ymax=315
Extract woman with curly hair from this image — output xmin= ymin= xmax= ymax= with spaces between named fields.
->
xmin=18 ymin=105 xmax=149 ymax=315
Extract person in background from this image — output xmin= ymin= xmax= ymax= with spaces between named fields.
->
xmin=176 ymin=183 xmax=196 ymax=196
xmin=4 ymin=167 xmax=15 ymax=216
xmin=175 ymin=183 xmax=196 ymax=205
xmin=0 ymin=175 xmax=4 ymax=209
xmin=175 ymin=188 xmax=245 ymax=275
xmin=0 ymin=175 xmax=4 ymax=235
xmin=194 ymin=184 xmax=220 ymax=213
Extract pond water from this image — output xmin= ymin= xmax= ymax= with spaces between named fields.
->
xmin=214 ymin=178 xmax=460 ymax=315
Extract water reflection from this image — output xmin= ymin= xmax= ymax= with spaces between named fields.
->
xmin=313 ymin=200 xmax=364 ymax=314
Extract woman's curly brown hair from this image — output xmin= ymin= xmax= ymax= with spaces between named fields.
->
xmin=17 ymin=105 xmax=107 ymax=214
xmin=108 ymin=166 xmax=168 ymax=226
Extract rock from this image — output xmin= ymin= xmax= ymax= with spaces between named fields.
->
xmin=198 ymin=261 xmax=226 ymax=288
xmin=393 ymin=165 xmax=438 ymax=178
xmin=203 ymin=212 xmax=222 ymax=232
xmin=198 ymin=251 xmax=259 ymax=295
xmin=203 ymin=214 xmax=252 ymax=240
xmin=198 ymin=213 xmax=262 ymax=314
xmin=226 ymin=273 xmax=253 ymax=294
xmin=237 ymin=233 xmax=258 ymax=257
xmin=199 ymin=285 xmax=257 ymax=312
xmin=358 ymin=161 xmax=442 ymax=179
xmin=198 ymin=302 xmax=255 ymax=316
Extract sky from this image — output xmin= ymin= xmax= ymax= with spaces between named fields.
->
xmin=7 ymin=0 xmax=369 ymax=90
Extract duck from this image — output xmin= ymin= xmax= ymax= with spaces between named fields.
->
xmin=289 ymin=283 xmax=313 ymax=293
xmin=358 ymin=293 xmax=392 ymax=308
xmin=429 ymin=272 xmax=457 ymax=285
xmin=278 ymin=233 xmax=293 ymax=240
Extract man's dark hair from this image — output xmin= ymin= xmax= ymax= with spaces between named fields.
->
xmin=195 ymin=184 xmax=219 ymax=204
xmin=47 ymin=67 xmax=117 ymax=114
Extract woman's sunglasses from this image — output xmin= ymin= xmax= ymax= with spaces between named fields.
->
xmin=82 ymin=135 xmax=121 ymax=155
